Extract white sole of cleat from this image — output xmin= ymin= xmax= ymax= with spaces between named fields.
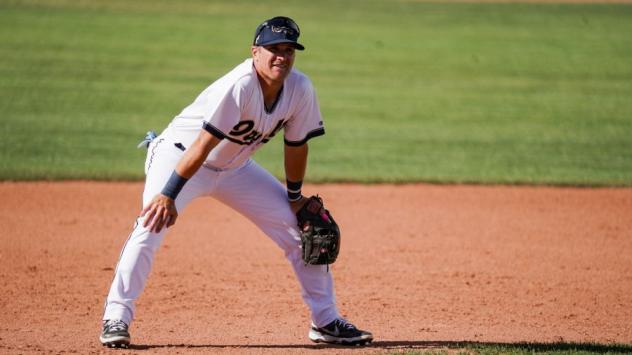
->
xmin=100 ymin=335 xmax=130 ymax=348
xmin=309 ymin=329 xmax=373 ymax=346
xmin=105 ymin=342 xmax=129 ymax=349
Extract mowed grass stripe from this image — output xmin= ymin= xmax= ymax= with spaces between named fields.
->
xmin=1 ymin=1 xmax=631 ymax=185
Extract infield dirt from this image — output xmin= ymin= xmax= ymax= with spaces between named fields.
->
xmin=1 ymin=182 xmax=631 ymax=354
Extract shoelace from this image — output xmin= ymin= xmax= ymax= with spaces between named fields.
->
xmin=106 ymin=320 xmax=127 ymax=332
xmin=334 ymin=319 xmax=356 ymax=330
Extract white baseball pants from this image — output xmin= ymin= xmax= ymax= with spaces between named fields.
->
xmin=102 ymin=129 xmax=340 ymax=328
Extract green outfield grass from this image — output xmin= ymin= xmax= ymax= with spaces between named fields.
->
xmin=1 ymin=0 xmax=632 ymax=185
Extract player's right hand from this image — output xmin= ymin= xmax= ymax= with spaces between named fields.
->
xmin=141 ymin=194 xmax=178 ymax=233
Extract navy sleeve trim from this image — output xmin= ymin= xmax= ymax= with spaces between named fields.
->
xmin=284 ymin=127 xmax=325 ymax=147
xmin=202 ymin=122 xmax=227 ymax=140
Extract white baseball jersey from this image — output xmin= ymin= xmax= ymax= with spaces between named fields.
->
xmin=168 ymin=58 xmax=325 ymax=170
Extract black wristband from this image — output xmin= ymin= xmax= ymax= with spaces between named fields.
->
xmin=161 ymin=171 xmax=189 ymax=200
xmin=286 ymin=179 xmax=303 ymax=202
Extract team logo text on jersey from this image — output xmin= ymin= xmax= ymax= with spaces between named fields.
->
xmin=227 ymin=119 xmax=286 ymax=145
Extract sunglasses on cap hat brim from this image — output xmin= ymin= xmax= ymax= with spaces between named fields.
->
xmin=253 ymin=16 xmax=305 ymax=50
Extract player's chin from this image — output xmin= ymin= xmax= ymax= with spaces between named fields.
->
xmin=271 ymin=66 xmax=290 ymax=79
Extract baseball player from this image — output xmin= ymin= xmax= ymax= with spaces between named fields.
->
xmin=99 ymin=16 xmax=373 ymax=348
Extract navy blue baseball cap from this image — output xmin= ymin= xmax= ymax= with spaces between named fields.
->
xmin=253 ymin=16 xmax=305 ymax=50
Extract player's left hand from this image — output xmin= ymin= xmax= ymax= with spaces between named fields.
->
xmin=140 ymin=194 xmax=178 ymax=233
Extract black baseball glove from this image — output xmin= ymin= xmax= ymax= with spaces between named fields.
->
xmin=296 ymin=195 xmax=340 ymax=266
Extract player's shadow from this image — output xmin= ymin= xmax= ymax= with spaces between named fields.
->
xmin=129 ymin=340 xmax=632 ymax=352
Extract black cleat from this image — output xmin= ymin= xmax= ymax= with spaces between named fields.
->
xmin=309 ymin=318 xmax=373 ymax=346
xmin=100 ymin=319 xmax=131 ymax=348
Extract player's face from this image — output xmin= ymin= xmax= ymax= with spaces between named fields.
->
xmin=252 ymin=43 xmax=296 ymax=84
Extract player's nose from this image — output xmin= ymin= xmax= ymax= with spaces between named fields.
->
xmin=275 ymin=53 xmax=289 ymax=61
xmin=275 ymin=49 xmax=294 ymax=61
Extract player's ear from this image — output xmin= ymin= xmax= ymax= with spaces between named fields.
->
xmin=251 ymin=46 xmax=259 ymax=59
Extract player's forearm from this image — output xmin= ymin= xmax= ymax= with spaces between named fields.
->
xmin=284 ymin=143 xmax=308 ymax=202
xmin=161 ymin=131 xmax=220 ymax=200
xmin=284 ymin=143 xmax=308 ymax=182
xmin=175 ymin=137 xmax=215 ymax=178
